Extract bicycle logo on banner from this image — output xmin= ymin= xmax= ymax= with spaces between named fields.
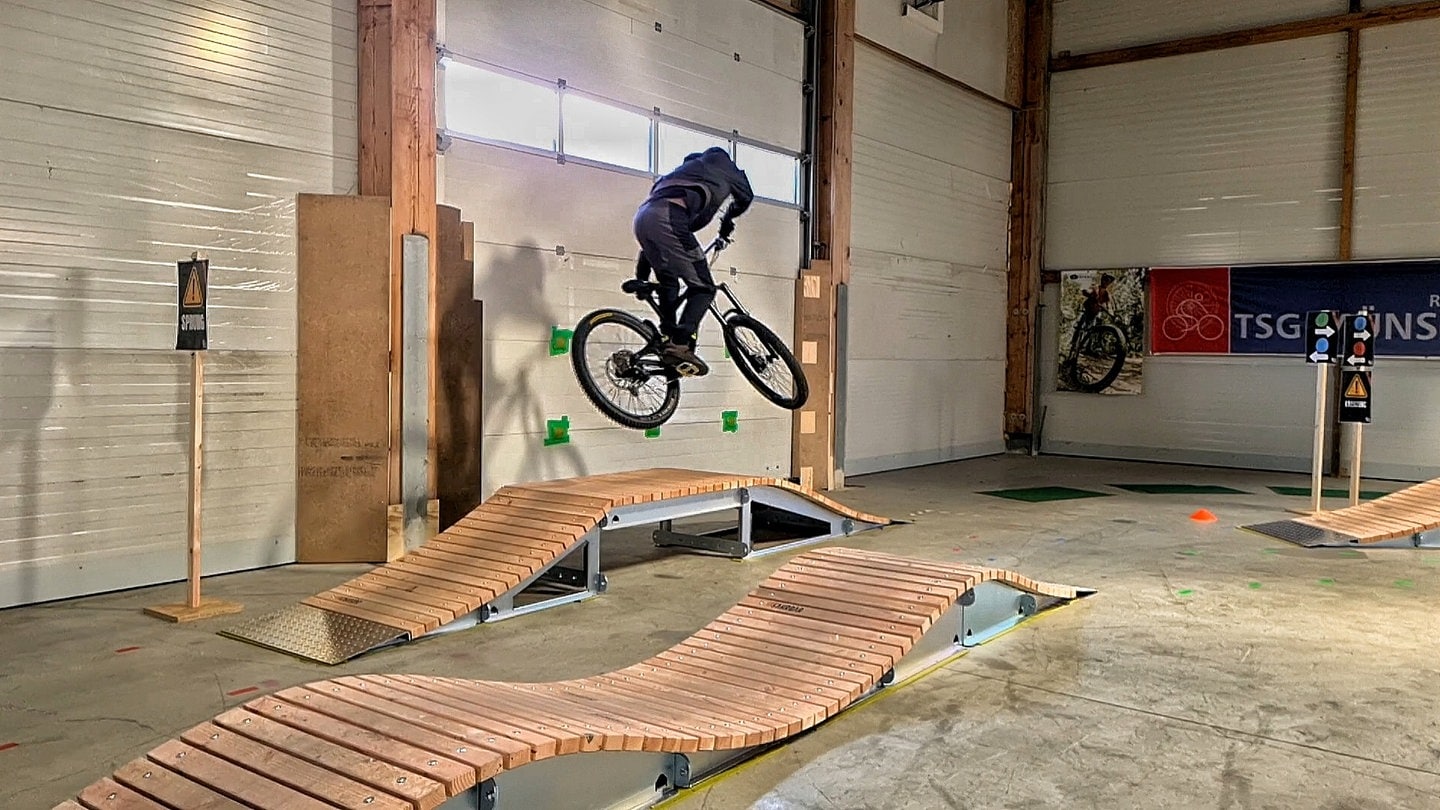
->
xmin=1161 ymin=282 xmax=1226 ymax=343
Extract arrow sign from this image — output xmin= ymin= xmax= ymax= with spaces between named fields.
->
xmin=1304 ymin=310 xmax=1339 ymax=364
xmin=1342 ymin=311 xmax=1376 ymax=368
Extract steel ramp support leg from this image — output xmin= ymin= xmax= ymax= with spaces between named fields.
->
xmin=651 ymin=489 xmax=752 ymax=558
xmin=478 ymin=528 xmax=606 ymax=624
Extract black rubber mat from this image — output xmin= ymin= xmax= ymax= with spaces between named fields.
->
xmin=1241 ymin=520 xmax=1362 ymax=548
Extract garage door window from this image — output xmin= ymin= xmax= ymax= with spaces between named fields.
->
xmin=735 ymin=142 xmax=801 ymax=205
xmin=562 ymin=92 xmax=652 ymax=172
xmin=443 ymin=61 xmax=558 ymax=151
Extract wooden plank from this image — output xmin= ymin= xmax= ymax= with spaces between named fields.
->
xmin=436 ymin=205 xmax=485 ymax=532
xmin=416 ymin=538 xmax=540 ymax=576
xmin=313 ymin=678 xmax=535 ymax=769
xmin=1004 ymin=0 xmax=1052 ymax=441
xmin=485 ymin=492 xmax=609 ymax=521
xmin=296 ymin=193 xmax=392 ymax=562
xmin=477 ymin=503 xmax=595 ymax=533
xmin=145 ymin=740 xmax=338 ymax=810
xmin=301 ymin=593 xmax=432 ymax=635
xmin=76 ymin=775 xmax=175 ymax=810
xmin=351 ymin=676 xmax=562 ymax=761
xmin=1051 ymin=0 xmax=1440 ymax=72
xmin=239 ymin=698 xmax=472 ymax=800
xmin=179 ymin=722 xmax=414 ymax=810
xmin=112 ymin=757 xmax=249 ymax=810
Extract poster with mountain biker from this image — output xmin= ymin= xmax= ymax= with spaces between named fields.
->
xmin=1058 ymin=269 xmax=1146 ymax=395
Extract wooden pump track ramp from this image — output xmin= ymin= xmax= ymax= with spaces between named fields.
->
xmin=222 ymin=469 xmax=893 ymax=664
xmin=54 ymin=547 xmax=1093 ymax=810
xmin=1244 ymin=478 xmax=1440 ymax=548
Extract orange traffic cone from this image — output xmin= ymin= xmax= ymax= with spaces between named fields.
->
xmin=1190 ymin=509 xmax=1218 ymax=523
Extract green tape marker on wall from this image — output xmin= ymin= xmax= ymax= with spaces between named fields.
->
xmin=545 ymin=415 xmax=571 ymax=446
xmin=644 ymin=427 xmax=661 ymax=439
xmin=550 ymin=326 xmax=574 ymax=356
xmin=722 ymin=410 xmax=739 ymax=433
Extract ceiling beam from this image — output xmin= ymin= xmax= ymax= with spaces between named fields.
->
xmin=1053 ymin=0 xmax=1440 ymax=72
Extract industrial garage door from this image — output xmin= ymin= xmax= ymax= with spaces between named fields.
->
xmin=437 ymin=0 xmax=807 ymax=497
xmin=843 ymin=41 xmax=1013 ymax=476
xmin=0 ymin=0 xmax=357 ymax=607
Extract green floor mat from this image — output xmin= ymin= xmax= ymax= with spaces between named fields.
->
xmin=978 ymin=486 xmax=1112 ymax=503
xmin=1111 ymin=484 xmax=1249 ymax=495
xmin=1268 ymin=485 xmax=1390 ymax=500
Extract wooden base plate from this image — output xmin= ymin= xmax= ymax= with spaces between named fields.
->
xmin=144 ymin=597 xmax=245 ymax=623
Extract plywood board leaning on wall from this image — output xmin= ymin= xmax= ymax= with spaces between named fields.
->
xmin=296 ymin=193 xmax=392 ymax=562
xmin=436 ymin=205 xmax=484 ymax=531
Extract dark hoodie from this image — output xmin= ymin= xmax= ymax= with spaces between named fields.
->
xmin=646 ymin=146 xmax=755 ymax=232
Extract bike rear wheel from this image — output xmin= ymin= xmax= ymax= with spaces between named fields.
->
xmin=571 ymin=309 xmax=681 ymax=430
xmin=722 ymin=313 xmax=808 ymax=410
xmin=1070 ymin=323 xmax=1128 ymax=392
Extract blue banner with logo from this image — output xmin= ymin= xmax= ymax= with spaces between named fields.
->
xmin=1228 ymin=260 xmax=1440 ymax=357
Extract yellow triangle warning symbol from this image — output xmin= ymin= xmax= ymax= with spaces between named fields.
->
xmin=1345 ymin=375 xmax=1368 ymax=399
xmin=183 ymin=270 xmax=204 ymax=307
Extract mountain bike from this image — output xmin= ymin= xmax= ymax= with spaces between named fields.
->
xmin=570 ymin=237 xmax=808 ymax=430
xmin=1061 ymin=305 xmax=1128 ymax=393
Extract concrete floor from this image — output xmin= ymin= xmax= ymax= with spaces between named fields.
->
xmin=4 ymin=455 xmax=1440 ymax=810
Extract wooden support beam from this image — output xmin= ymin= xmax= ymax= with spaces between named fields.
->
xmin=387 ymin=0 xmax=439 ymax=504
xmin=358 ymin=0 xmax=392 ymax=195
xmin=1338 ymin=2 xmax=1362 ymax=261
xmin=1052 ymin=0 xmax=1440 ymax=72
xmin=1003 ymin=0 xmax=1052 ymax=442
xmin=793 ymin=0 xmax=854 ymax=491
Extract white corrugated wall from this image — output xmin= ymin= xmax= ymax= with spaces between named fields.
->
xmin=1348 ymin=17 xmax=1440 ymax=480
xmin=1042 ymin=3 xmax=1440 ymax=481
xmin=0 ymin=0 xmax=357 ymax=607
xmin=843 ymin=17 xmax=1013 ymax=476
xmin=1041 ymin=33 xmax=1347 ymax=473
xmin=438 ymin=0 xmax=804 ymax=498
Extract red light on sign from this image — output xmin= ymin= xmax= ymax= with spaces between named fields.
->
xmin=1353 ymin=342 xmax=1366 ymax=356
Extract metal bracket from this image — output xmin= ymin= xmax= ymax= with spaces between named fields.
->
xmin=666 ymin=753 xmax=693 ymax=790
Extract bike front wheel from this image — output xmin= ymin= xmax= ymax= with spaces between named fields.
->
xmin=722 ymin=314 xmax=809 ymax=410
xmin=571 ymin=309 xmax=681 ymax=430
xmin=1070 ymin=323 xmax=1128 ymax=393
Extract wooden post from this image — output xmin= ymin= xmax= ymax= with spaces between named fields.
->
xmin=1003 ymin=0 xmax=1053 ymax=444
xmin=146 ymin=254 xmax=243 ymax=622
xmin=793 ymin=0 xmax=854 ymax=491
xmin=1339 ymin=0 xmax=1362 ymax=262
xmin=358 ymin=0 xmax=393 ymax=196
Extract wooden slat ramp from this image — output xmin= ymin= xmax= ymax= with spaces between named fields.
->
xmin=222 ymin=469 xmax=892 ymax=664
xmin=56 ymin=547 xmax=1089 ymax=810
xmin=1243 ymin=478 xmax=1440 ymax=547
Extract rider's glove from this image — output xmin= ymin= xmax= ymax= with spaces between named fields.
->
xmin=718 ymin=217 xmax=736 ymax=240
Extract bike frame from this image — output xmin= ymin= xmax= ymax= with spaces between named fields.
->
xmin=631 ymin=238 xmax=753 ymax=338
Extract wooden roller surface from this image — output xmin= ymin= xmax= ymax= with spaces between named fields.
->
xmin=1293 ymin=477 xmax=1440 ymax=543
xmin=58 ymin=547 xmax=1083 ymax=810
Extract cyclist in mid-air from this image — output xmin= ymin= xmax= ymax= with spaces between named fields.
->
xmin=629 ymin=146 xmax=754 ymax=377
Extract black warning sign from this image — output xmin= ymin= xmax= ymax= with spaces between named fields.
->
xmin=1339 ymin=368 xmax=1371 ymax=424
xmin=176 ymin=258 xmax=208 ymax=351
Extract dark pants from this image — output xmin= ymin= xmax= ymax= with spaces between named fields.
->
xmin=632 ymin=199 xmax=715 ymax=347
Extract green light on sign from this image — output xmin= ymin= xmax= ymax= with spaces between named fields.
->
xmin=544 ymin=416 xmax=571 ymax=446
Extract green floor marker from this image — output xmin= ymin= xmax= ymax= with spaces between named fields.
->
xmin=1180 ymin=550 xmax=1200 ymax=557
xmin=1248 ymin=582 xmax=1263 ymax=590
xmin=1319 ymin=578 xmax=1335 ymax=587
xmin=1268 ymin=485 xmax=1388 ymax=500
xmin=1262 ymin=548 xmax=1280 ymax=555
xmin=1113 ymin=484 xmax=1249 ymax=495
xmin=1176 ymin=589 xmax=1194 ymax=597
xmin=722 ymin=410 xmax=739 ymax=433
xmin=549 ymin=326 xmax=573 ymax=356
xmin=978 ymin=486 xmax=1112 ymax=503
xmin=644 ymin=427 xmax=661 ymax=439
xmin=1338 ymin=549 xmax=1364 ymax=559
xmin=544 ymin=416 xmax=571 ymax=446
xmin=1394 ymin=579 xmax=1415 ymax=590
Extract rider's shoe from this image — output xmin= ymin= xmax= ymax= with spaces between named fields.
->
xmin=661 ymin=341 xmax=709 ymax=377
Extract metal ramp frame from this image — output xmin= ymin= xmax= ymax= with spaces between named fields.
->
xmin=221 ymin=469 xmax=892 ymax=664
xmin=56 ymin=548 xmax=1094 ymax=810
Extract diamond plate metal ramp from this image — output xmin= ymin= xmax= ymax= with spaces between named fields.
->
xmin=221 ymin=468 xmax=893 ymax=664
xmin=1243 ymin=477 xmax=1440 ymax=548
xmin=56 ymin=547 xmax=1093 ymax=810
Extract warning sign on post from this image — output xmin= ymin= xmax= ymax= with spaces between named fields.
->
xmin=176 ymin=258 xmax=208 ymax=351
xmin=1340 ymin=369 xmax=1372 ymax=423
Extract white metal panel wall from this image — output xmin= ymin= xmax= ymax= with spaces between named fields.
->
xmin=1353 ymin=19 xmax=1440 ymax=259
xmin=844 ymin=43 xmax=1012 ymax=476
xmin=1046 ymin=36 xmax=1347 ymax=270
xmin=442 ymin=0 xmax=804 ymax=149
xmin=1053 ymin=0 xmax=1345 ymax=55
xmin=0 ymin=1 xmax=357 ymax=606
xmin=855 ymin=0 xmax=1011 ymax=101
xmin=442 ymin=142 xmax=799 ymax=498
